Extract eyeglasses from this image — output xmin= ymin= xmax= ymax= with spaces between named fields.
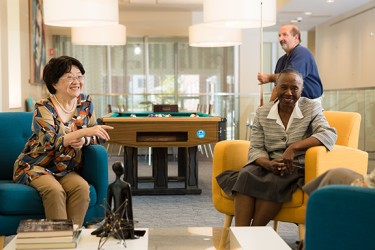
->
xmin=61 ymin=75 xmax=85 ymax=82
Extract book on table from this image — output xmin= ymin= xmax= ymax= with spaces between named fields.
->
xmin=15 ymin=229 xmax=82 ymax=249
xmin=16 ymin=219 xmax=74 ymax=238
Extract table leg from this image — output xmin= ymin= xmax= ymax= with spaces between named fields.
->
xmin=123 ymin=146 xmax=138 ymax=189
xmin=187 ymin=146 xmax=199 ymax=188
xmin=177 ymin=147 xmax=187 ymax=178
xmin=177 ymin=147 xmax=199 ymax=190
xmin=152 ymin=148 xmax=168 ymax=189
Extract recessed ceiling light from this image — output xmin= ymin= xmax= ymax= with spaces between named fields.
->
xmin=304 ymin=12 xmax=312 ymax=16
xmin=326 ymin=0 xmax=335 ymax=3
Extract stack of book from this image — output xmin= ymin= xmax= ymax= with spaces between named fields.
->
xmin=15 ymin=219 xmax=82 ymax=249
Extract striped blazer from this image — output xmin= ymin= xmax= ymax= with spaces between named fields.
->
xmin=248 ymin=97 xmax=337 ymax=167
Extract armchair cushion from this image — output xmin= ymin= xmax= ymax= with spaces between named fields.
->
xmin=0 ymin=112 xmax=108 ymax=236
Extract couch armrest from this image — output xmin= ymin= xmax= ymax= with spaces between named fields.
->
xmin=306 ymin=185 xmax=375 ymax=250
xmin=304 ymin=145 xmax=368 ymax=184
xmin=81 ymin=145 xmax=108 ymax=206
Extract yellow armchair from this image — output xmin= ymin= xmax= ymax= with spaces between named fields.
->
xmin=212 ymin=111 xmax=368 ymax=240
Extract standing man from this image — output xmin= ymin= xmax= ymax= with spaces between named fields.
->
xmin=258 ymin=25 xmax=323 ymax=101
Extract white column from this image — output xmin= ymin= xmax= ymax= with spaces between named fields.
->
xmin=7 ymin=0 xmax=22 ymax=108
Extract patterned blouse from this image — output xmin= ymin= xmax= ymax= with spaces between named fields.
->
xmin=13 ymin=94 xmax=98 ymax=185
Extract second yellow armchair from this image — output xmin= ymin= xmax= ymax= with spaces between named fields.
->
xmin=212 ymin=111 xmax=368 ymax=240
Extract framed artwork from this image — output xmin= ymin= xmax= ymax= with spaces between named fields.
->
xmin=29 ymin=0 xmax=46 ymax=84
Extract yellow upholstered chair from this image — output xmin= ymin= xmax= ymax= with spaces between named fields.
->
xmin=212 ymin=111 xmax=369 ymax=240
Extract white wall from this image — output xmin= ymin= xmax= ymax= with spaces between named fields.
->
xmin=316 ymin=1 xmax=375 ymax=89
xmin=0 ymin=0 xmax=44 ymax=112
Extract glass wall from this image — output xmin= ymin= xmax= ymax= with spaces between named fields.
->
xmin=53 ymin=36 xmax=237 ymax=139
xmin=52 ymin=35 xmax=375 ymax=163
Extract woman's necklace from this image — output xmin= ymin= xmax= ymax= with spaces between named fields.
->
xmin=52 ymin=95 xmax=76 ymax=114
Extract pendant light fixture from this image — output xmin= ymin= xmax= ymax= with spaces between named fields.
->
xmin=203 ymin=0 xmax=276 ymax=29
xmin=189 ymin=23 xmax=242 ymax=47
xmin=71 ymin=24 xmax=126 ymax=46
xmin=43 ymin=0 xmax=119 ymax=27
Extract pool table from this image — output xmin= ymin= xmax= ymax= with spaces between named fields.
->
xmin=100 ymin=111 xmax=227 ymax=195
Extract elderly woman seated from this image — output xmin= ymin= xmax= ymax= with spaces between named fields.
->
xmin=217 ymin=68 xmax=337 ymax=227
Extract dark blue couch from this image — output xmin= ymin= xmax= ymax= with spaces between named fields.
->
xmin=305 ymin=185 xmax=375 ymax=250
xmin=0 ymin=112 xmax=108 ymax=236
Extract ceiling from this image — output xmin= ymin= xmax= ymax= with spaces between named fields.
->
xmin=119 ymin=0 xmax=373 ymax=31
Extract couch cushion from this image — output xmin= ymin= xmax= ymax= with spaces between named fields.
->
xmin=0 ymin=181 xmax=44 ymax=215
xmin=0 ymin=181 xmax=97 ymax=215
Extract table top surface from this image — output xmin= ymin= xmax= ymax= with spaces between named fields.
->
xmin=5 ymin=226 xmax=291 ymax=250
xmin=102 ymin=112 xmax=224 ymax=122
xmin=110 ymin=111 xmax=213 ymax=118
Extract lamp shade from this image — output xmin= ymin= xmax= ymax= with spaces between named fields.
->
xmin=203 ymin=0 xmax=276 ymax=29
xmin=43 ymin=0 xmax=119 ymax=27
xmin=189 ymin=23 xmax=242 ymax=47
xmin=71 ymin=24 xmax=126 ymax=46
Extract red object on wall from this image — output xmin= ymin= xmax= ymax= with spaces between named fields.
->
xmin=49 ymin=48 xmax=54 ymax=56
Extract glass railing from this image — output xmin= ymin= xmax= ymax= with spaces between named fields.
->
xmin=90 ymin=87 xmax=375 ymax=160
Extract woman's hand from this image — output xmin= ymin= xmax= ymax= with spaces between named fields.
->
xmin=269 ymin=158 xmax=288 ymax=176
xmin=70 ymin=137 xmax=85 ymax=150
xmin=83 ymin=125 xmax=114 ymax=141
xmin=256 ymin=157 xmax=287 ymax=176
xmin=282 ymin=145 xmax=296 ymax=174
xmin=63 ymin=125 xmax=114 ymax=148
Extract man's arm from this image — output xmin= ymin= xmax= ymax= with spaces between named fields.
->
xmin=257 ymin=72 xmax=279 ymax=84
xmin=257 ymin=73 xmax=279 ymax=101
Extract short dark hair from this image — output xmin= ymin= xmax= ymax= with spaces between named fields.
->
xmin=43 ymin=56 xmax=85 ymax=94
xmin=276 ymin=68 xmax=303 ymax=85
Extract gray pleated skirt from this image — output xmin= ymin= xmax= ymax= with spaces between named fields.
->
xmin=216 ymin=164 xmax=305 ymax=203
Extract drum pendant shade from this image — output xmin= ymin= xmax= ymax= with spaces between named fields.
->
xmin=43 ymin=0 xmax=119 ymax=27
xmin=189 ymin=23 xmax=242 ymax=47
xmin=203 ymin=0 xmax=276 ymax=29
xmin=71 ymin=24 xmax=126 ymax=46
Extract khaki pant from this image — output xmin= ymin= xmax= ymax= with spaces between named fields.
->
xmin=302 ymin=168 xmax=362 ymax=196
xmin=30 ymin=172 xmax=90 ymax=226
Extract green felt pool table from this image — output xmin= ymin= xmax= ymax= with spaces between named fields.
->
xmin=100 ymin=111 xmax=227 ymax=195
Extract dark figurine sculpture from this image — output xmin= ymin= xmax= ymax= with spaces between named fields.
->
xmin=92 ymin=161 xmax=136 ymax=243
xmin=108 ymin=161 xmax=135 ymax=239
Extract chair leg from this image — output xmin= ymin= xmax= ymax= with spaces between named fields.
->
xmin=273 ymin=220 xmax=279 ymax=232
xmin=223 ymin=215 xmax=233 ymax=228
xmin=0 ymin=235 xmax=5 ymax=250
xmin=198 ymin=145 xmax=204 ymax=154
xmin=203 ymin=145 xmax=209 ymax=158
xmin=118 ymin=145 xmax=123 ymax=156
xmin=218 ymin=227 xmax=230 ymax=249
xmin=148 ymin=147 xmax=152 ymax=166
xmin=208 ymin=144 xmax=213 ymax=158
xmin=298 ymin=224 xmax=305 ymax=241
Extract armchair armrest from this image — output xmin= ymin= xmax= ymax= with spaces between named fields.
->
xmin=304 ymin=145 xmax=368 ymax=184
xmin=81 ymin=145 xmax=108 ymax=206
xmin=212 ymin=140 xmax=250 ymax=215
xmin=212 ymin=140 xmax=250 ymax=178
